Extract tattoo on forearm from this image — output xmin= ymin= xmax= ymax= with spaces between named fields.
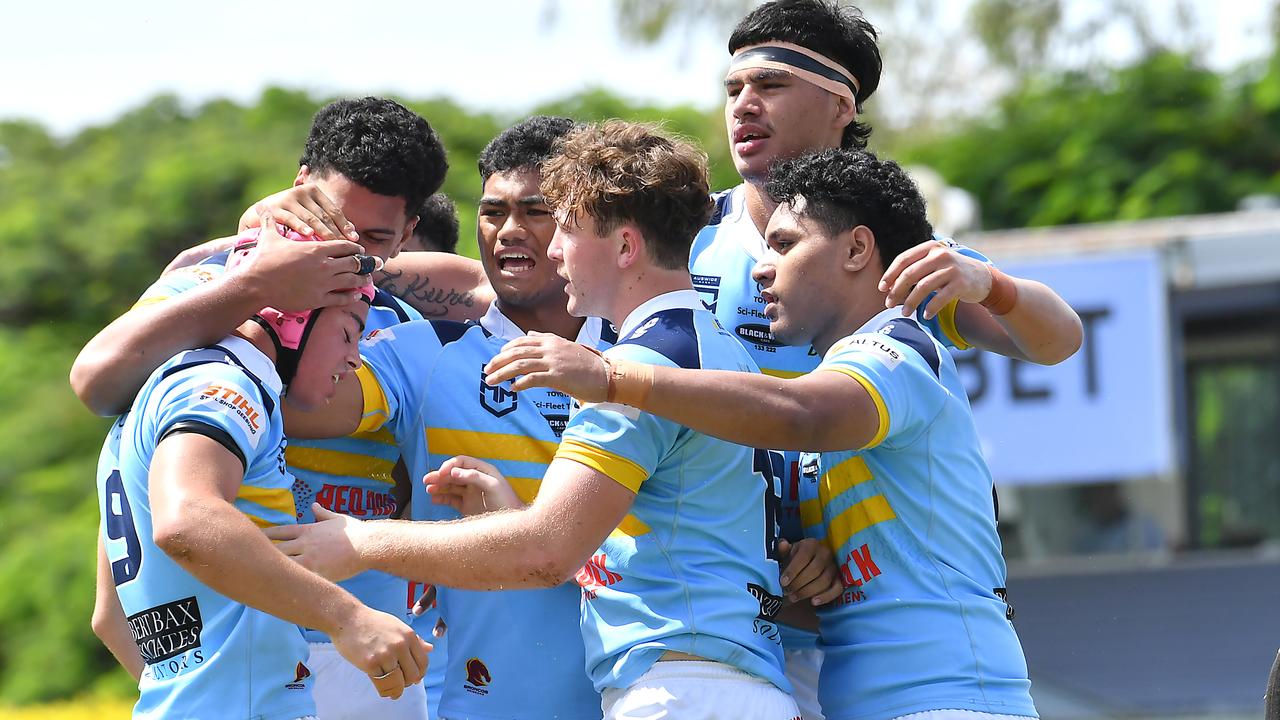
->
xmin=376 ymin=269 xmax=476 ymax=318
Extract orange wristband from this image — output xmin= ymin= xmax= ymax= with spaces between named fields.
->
xmin=605 ymin=358 xmax=655 ymax=408
xmin=980 ymin=267 xmax=1018 ymax=316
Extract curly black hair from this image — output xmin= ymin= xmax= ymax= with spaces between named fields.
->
xmin=300 ymin=97 xmax=447 ymax=217
xmin=767 ymin=149 xmax=931 ymax=269
xmin=729 ymin=0 xmax=882 ymax=149
xmin=411 ymin=193 xmax=460 ymax=253
xmin=478 ymin=115 xmax=577 ymax=182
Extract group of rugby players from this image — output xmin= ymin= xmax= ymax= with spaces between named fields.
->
xmin=74 ymin=1 xmax=1085 ymax=719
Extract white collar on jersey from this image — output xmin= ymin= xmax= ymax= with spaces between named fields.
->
xmin=218 ymin=334 xmax=284 ymax=395
xmin=718 ymin=184 xmax=769 ymax=262
xmin=617 ymin=289 xmax=705 ymax=340
xmin=478 ymin=301 xmax=606 ymax=347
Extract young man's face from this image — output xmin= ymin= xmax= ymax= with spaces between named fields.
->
xmin=299 ymin=169 xmax=416 ymax=262
xmin=724 ymin=67 xmax=847 ymax=183
xmin=753 ymin=199 xmax=847 ymax=347
xmin=547 ymin=212 xmax=617 ymax=321
xmin=476 ymin=169 xmax=568 ymax=312
xmin=286 ymin=299 xmax=369 ymax=411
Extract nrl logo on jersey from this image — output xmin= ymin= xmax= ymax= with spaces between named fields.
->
xmin=479 ymin=365 xmax=518 ymax=418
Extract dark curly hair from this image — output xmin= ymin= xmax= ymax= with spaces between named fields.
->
xmin=478 ymin=115 xmax=577 ymax=182
xmin=410 ymin=193 xmax=460 ymax=253
xmin=300 ymin=97 xmax=447 ymax=217
xmin=541 ymin=121 xmax=712 ymax=270
xmin=766 ymin=149 xmax=931 ymax=269
xmin=729 ymin=0 xmax=882 ymax=149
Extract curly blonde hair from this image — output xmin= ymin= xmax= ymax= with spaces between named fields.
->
xmin=540 ymin=120 xmax=713 ymax=270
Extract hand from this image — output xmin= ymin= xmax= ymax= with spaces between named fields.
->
xmin=879 ymin=240 xmax=993 ymax=320
xmin=424 ymin=455 xmax=524 ymax=517
xmin=263 ymin=503 xmax=370 ymax=581
xmin=240 ymin=178 xmax=360 ymax=242
xmin=483 ymin=332 xmax=608 ymax=401
xmin=330 ymin=605 xmax=431 ymax=700
xmin=163 ymin=235 xmax=239 ymax=273
xmin=777 ymin=538 xmax=844 ymax=606
xmin=237 ymin=210 xmax=368 ymax=312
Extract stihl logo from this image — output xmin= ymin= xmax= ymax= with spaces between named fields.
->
xmin=200 ymin=384 xmax=262 ymax=433
xmin=575 ymin=553 xmax=622 ymax=595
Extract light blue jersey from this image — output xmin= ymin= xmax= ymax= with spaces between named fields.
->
xmin=355 ymin=303 xmax=609 ymax=719
xmin=554 ymin=290 xmax=790 ymax=694
xmin=798 ymin=308 xmax=1036 ymax=720
xmin=133 ymin=258 xmax=431 ymax=653
xmin=98 ymin=336 xmax=314 ymax=720
xmin=690 ymin=186 xmax=982 ymax=652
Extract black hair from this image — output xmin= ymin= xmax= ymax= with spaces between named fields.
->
xmin=767 ymin=149 xmax=932 ymax=269
xmin=300 ymin=97 xmax=447 ymax=216
xmin=478 ymin=115 xmax=577 ymax=182
xmin=729 ymin=0 xmax=882 ymax=149
xmin=411 ymin=193 xmax=460 ymax=253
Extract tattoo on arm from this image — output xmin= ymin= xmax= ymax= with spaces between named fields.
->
xmin=376 ymin=269 xmax=477 ymax=318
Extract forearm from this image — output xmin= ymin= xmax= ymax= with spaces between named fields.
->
xmin=375 ymin=253 xmax=492 ymax=321
xmin=958 ymin=278 xmax=1082 ymax=365
xmin=93 ymin=538 xmax=144 ymax=681
xmin=70 ymin=273 xmax=267 ymax=415
xmin=160 ymin=499 xmax=362 ymax=634
xmin=359 ymin=509 xmax=575 ymax=590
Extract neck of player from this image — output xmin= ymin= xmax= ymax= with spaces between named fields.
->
xmin=233 ymin=320 xmax=279 ymax=365
xmin=608 ymin=266 xmax=696 ymax=330
xmin=743 ymin=180 xmax=779 ymax=237
xmin=498 ymin=298 xmax=587 ymax=340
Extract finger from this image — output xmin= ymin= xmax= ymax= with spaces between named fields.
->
xmin=269 ymin=208 xmax=317 ymax=237
xmin=396 ymin=637 xmax=425 ymax=686
xmin=294 ymin=199 xmax=344 ymax=241
xmin=262 ymin=524 xmax=303 ymax=541
xmin=449 ymin=455 xmax=501 ymax=476
xmin=510 ymin=371 xmax=556 ymax=392
xmin=271 ymin=539 xmax=303 ymax=557
xmin=408 ymin=635 xmax=431 ymax=684
xmin=900 ymin=269 xmax=951 ymax=317
xmin=433 ymin=617 xmax=447 ymax=638
xmin=885 ymin=252 xmax=943 ymax=308
xmin=371 ymin=666 xmax=406 ymax=699
xmin=257 ymin=209 xmax=282 ymax=240
xmin=483 ymin=344 xmax=543 ymax=376
xmin=310 ymin=191 xmax=357 ymax=241
xmin=787 ymin=568 xmax=834 ymax=602
xmin=312 ymin=502 xmax=339 ymax=521
xmin=811 ymin=578 xmax=846 ymax=606
xmin=920 ymin=286 xmax=959 ymax=321
xmin=784 ymin=555 xmax=826 ymax=597
xmin=879 ymin=241 xmax=933 ymax=292
xmin=312 ymin=239 xmax=365 ymax=258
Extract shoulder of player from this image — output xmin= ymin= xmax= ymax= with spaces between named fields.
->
xmin=370 ymin=288 xmax=421 ymax=325
xmin=830 ymin=317 xmax=943 ymax=378
xmin=611 ymin=308 xmax=702 ymax=370
xmin=361 ymin=318 xmax=478 ymax=351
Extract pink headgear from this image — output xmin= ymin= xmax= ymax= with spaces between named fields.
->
xmin=226 ymin=226 xmax=375 ymax=383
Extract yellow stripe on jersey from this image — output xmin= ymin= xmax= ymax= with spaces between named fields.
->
xmin=285 ymin=446 xmax=395 ymax=484
xmin=556 ymin=439 xmax=648 ymax=493
xmin=355 ymin=364 xmax=391 ymax=435
xmin=427 ymin=428 xmax=559 ymax=465
xmin=826 ymin=494 xmax=896 ymax=554
xmin=244 ymin=513 xmax=275 ymax=529
xmin=819 ymin=366 xmax=890 ymax=449
xmin=800 ymin=455 xmax=874 ymax=528
xmin=935 ymin=299 xmax=971 ymax=350
xmin=761 ymin=367 xmax=807 ymax=379
xmin=611 ymin=513 xmax=652 ymax=538
xmin=360 ymin=426 xmax=398 ymax=446
xmin=236 ymin=486 xmax=297 ymax=526
xmin=130 ymin=295 xmax=170 ymax=310
xmin=507 ymin=476 xmax=541 ymax=505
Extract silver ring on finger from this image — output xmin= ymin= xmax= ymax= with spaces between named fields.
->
xmin=371 ymin=666 xmax=398 ymax=680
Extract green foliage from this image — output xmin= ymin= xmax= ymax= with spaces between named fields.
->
xmin=899 ymin=51 xmax=1280 ymax=229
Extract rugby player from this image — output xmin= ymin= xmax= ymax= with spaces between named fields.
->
xmin=77 ymin=96 xmax=447 ymax=719
xmin=485 ymin=149 xmax=1040 ymax=720
xmin=267 ymin=121 xmax=826 ymax=720
xmin=95 ymin=221 xmax=428 ymax=719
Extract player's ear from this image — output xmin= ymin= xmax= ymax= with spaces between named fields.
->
xmin=294 ymin=165 xmax=310 ymax=187
xmin=843 ymin=225 xmax=875 ymax=273
xmin=617 ymin=225 xmax=643 ymax=269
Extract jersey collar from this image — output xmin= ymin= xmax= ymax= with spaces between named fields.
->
xmin=219 ymin=334 xmax=283 ymax=395
xmin=617 ymin=289 xmax=705 ymax=340
xmin=478 ymin=301 xmax=606 ymax=347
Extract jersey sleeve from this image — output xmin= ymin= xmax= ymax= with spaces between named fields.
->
xmin=146 ymin=363 xmax=272 ymax=472
xmin=130 ymin=263 xmax=227 ymax=309
xmin=555 ymin=343 xmax=681 ymax=494
xmin=913 ymin=237 xmax=993 ymax=351
xmin=354 ymin=320 xmax=446 ymax=436
xmin=816 ymin=320 xmax=949 ymax=451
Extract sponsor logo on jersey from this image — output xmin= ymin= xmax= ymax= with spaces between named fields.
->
xmin=841 ymin=334 xmax=904 ymax=370
xmin=747 ymin=582 xmax=783 ymax=620
xmin=691 ymin=273 xmax=722 ymax=312
xmin=285 ymin=662 xmax=311 ymax=690
xmin=479 ymin=366 xmax=518 ymax=418
xmin=631 ymin=316 xmax=659 ymax=339
xmin=839 ymin=542 xmax=882 ymax=592
xmin=314 ymin=484 xmax=396 ymax=519
xmin=736 ymin=322 xmax=784 ymax=348
xmin=575 ymin=553 xmax=622 ymax=599
xmin=362 ymin=326 xmax=395 ymax=346
xmin=198 ymin=383 xmax=263 ymax=437
xmin=128 ymin=596 xmax=203 ymax=664
xmin=464 ymin=657 xmax=492 ymax=695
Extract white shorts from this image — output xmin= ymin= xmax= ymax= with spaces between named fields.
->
xmin=784 ymin=648 xmax=825 ymax=720
xmin=308 ymin=641 xmax=429 ymax=720
xmin=895 ymin=711 xmax=1036 ymax=720
xmin=601 ymin=660 xmax=800 ymax=720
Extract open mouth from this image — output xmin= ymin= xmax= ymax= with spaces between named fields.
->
xmin=497 ymin=250 xmax=536 ymax=274
xmin=733 ymin=126 xmax=770 ymax=154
